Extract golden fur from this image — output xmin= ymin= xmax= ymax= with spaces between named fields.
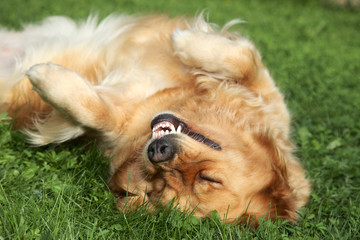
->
xmin=0 ymin=14 xmax=310 ymax=224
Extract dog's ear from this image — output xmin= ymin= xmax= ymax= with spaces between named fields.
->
xmin=257 ymin=130 xmax=292 ymax=179
xmin=253 ymin=130 xmax=300 ymax=222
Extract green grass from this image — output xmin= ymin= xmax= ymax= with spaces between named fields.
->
xmin=1 ymin=0 xmax=359 ymax=239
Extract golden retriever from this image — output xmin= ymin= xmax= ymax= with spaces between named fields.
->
xmin=0 ymin=13 xmax=310 ymax=224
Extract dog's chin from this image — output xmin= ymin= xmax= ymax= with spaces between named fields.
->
xmin=114 ymin=183 xmax=154 ymax=210
xmin=112 ymin=165 xmax=168 ymax=209
xmin=116 ymin=194 xmax=148 ymax=211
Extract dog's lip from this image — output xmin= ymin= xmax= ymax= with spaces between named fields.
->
xmin=151 ymin=113 xmax=186 ymax=129
xmin=151 ymin=113 xmax=187 ymax=139
xmin=150 ymin=113 xmax=222 ymax=150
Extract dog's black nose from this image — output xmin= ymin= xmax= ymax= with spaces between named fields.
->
xmin=147 ymin=138 xmax=175 ymax=163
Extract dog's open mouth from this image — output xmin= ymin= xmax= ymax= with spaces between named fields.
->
xmin=151 ymin=113 xmax=221 ymax=150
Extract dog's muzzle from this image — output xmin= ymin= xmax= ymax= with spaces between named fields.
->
xmin=149 ymin=113 xmax=222 ymax=153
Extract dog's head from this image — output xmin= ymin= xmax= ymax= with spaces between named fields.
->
xmin=108 ymin=86 xmax=310 ymax=224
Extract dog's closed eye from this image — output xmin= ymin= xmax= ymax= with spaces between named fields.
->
xmin=199 ymin=172 xmax=222 ymax=185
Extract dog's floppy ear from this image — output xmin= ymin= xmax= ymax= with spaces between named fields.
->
xmin=253 ymin=130 xmax=301 ymax=221
xmin=257 ymin=130 xmax=292 ymax=179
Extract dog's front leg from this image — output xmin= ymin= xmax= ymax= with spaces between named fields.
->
xmin=171 ymin=29 xmax=284 ymax=97
xmin=172 ymin=29 xmax=289 ymax=127
xmin=27 ymin=63 xmax=122 ymax=134
xmin=172 ymin=29 xmax=260 ymax=82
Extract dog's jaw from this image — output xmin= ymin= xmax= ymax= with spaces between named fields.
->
xmin=150 ymin=113 xmax=221 ymax=150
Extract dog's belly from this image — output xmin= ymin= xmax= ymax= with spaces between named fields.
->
xmin=0 ymin=15 xmax=190 ymax=113
xmin=95 ymin=65 xmax=181 ymax=101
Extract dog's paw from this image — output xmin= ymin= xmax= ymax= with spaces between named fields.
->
xmin=172 ymin=29 xmax=204 ymax=67
xmin=26 ymin=63 xmax=94 ymax=110
xmin=172 ymin=29 xmax=232 ymax=73
xmin=172 ymin=29 xmax=258 ymax=81
xmin=27 ymin=63 xmax=62 ymax=97
xmin=171 ymin=29 xmax=195 ymax=56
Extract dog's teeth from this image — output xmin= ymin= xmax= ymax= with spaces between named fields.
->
xmin=152 ymin=121 xmax=180 ymax=138
xmin=170 ymin=125 xmax=176 ymax=133
xmin=177 ymin=125 xmax=182 ymax=133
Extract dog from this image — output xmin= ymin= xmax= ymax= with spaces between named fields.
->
xmin=0 ymin=13 xmax=310 ymax=224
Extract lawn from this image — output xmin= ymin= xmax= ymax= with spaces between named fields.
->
xmin=1 ymin=0 xmax=359 ymax=239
